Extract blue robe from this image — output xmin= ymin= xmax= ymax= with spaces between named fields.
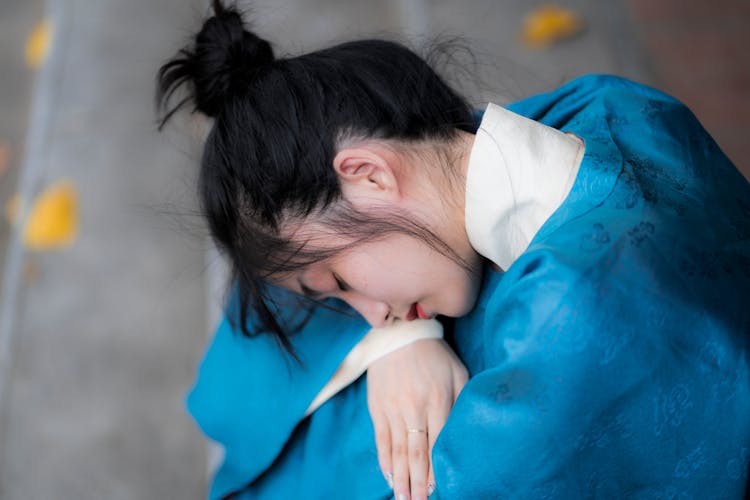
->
xmin=188 ymin=75 xmax=750 ymax=499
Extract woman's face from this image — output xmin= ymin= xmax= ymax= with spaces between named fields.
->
xmin=277 ymin=229 xmax=483 ymax=328
xmin=276 ymin=133 xmax=481 ymax=327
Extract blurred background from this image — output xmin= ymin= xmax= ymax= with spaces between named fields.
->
xmin=0 ymin=0 xmax=748 ymax=498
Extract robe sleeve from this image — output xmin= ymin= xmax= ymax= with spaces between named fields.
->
xmin=188 ymin=288 xmax=444 ymax=499
xmin=433 ymin=243 xmax=750 ymax=498
xmin=187 ymin=288 xmax=371 ymax=499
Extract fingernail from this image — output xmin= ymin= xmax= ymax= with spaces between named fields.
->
xmin=428 ymin=482 xmax=436 ymax=496
xmin=396 ymin=493 xmax=408 ymax=500
xmin=385 ymin=472 xmax=394 ymax=489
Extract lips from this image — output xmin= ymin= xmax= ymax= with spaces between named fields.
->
xmin=405 ymin=303 xmax=418 ymax=321
xmin=415 ymin=303 xmax=432 ymax=320
xmin=405 ymin=302 xmax=432 ymax=321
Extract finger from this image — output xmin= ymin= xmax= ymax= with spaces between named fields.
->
xmin=372 ymin=416 xmax=393 ymax=488
xmin=426 ymin=403 xmax=451 ymax=498
xmin=407 ymin=427 xmax=430 ymax=500
xmin=389 ymin=418 xmax=410 ymax=500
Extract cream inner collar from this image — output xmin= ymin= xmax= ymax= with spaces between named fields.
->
xmin=464 ymin=103 xmax=584 ymax=271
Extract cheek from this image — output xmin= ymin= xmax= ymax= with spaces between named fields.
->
xmin=432 ymin=265 xmax=481 ymax=316
xmin=339 ymin=254 xmax=414 ymax=298
xmin=334 ymin=242 xmax=426 ymax=297
xmin=455 ymin=270 xmax=482 ymax=314
xmin=427 ymin=247 xmax=483 ymax=316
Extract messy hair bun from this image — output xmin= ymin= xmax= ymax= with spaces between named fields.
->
xmin=157 ymin=0 xmax=274 ymax=120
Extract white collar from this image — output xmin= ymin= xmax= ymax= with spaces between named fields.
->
xmin=464 ymin=103 xmax=584 ymax=271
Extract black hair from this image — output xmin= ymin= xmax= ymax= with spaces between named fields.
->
xmin=156 ymin=0 xmax=476 ymax=352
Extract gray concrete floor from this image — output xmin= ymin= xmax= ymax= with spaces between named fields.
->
xmin=0 ymin=1 xmax=650 ymax=498
xmin=0 ymin=0 xmax=209 ymax=498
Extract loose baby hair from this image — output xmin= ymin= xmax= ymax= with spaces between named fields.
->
xmin=156 ymin=0 xmax=476 ymax=352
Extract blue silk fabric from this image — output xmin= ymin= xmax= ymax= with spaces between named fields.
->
xmin=188 ymin=75 xmax=750 ymax=499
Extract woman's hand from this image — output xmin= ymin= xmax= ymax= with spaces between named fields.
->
xmin=367 ymin=338 xmax=468 ymax=500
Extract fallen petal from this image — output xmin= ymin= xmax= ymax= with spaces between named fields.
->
xmin=521 ymin=5 xmax=584 ymax=49
xmin=22 ymin=180 xmax=78 ymax=250
xmin=25 ymin=18 xmax=53 ymax=69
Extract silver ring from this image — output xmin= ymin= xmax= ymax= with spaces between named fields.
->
xmin=407 ymin=428 xmax=427 ymax=434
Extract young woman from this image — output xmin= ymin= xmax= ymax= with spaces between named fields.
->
xmin=157 ymin=2 xmax=750 ymax=499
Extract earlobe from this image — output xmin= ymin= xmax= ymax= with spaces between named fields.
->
xmin=333 ymin=146 xmax=399 ymax=195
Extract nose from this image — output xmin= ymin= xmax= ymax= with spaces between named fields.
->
xmin=345 ymin=294 xmax=391 ymax=328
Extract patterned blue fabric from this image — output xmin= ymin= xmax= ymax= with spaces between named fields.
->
xmin=188 ymin=75 xmax=750 ymax=499
xmin=188 ymin=290 xmax=370 ymax=498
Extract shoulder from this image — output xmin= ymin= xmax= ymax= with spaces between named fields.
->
xmin=507 ymin=74 xmax=692 ymax=130
xmin=512 ymin=74 xmax=681 ymax=110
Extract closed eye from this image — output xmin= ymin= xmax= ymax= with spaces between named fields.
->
xmin=299 ymin=282 xmax=324 ymax=299
xmin=298 ymin=274 xmax=348 ymax=299
xmin=332 ymin=273 xmax=349 ymax=292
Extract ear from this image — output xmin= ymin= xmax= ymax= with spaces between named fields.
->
xmin=333 ymin=145 xmax=401 ymax=199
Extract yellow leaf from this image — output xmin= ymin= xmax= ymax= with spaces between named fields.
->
xmin=521 ymin=5 xmax=584 ymax=49
xmin=25 ymin=19 xmax=53 ymax=69
xmin=22 ymin=180 xmax=78 ymax=250
xmin=4 ymin=194 xmax=23 ymax=226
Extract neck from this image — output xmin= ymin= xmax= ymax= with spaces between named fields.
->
xmin=437 ymin=130 xmax=480 ymax=272
xmin=395 ymin=131 xmax=481 ymax=273
xmin=452 ymin=129 xmax=477 ymax=210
